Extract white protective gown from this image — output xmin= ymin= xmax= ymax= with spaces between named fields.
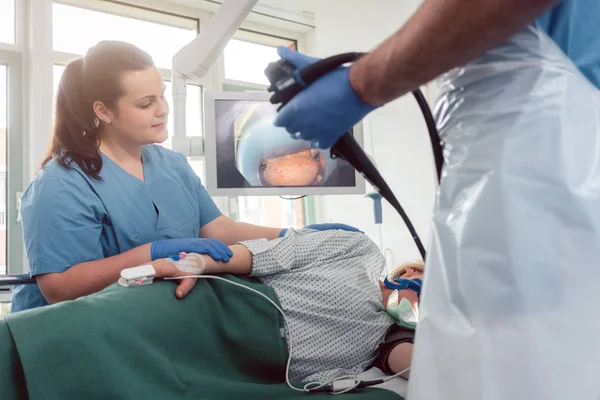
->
xmin=409 ymin=25 xmax=600 ymax=400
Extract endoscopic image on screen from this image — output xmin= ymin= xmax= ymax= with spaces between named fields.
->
xmin=214 ymin=100 xmax=357 ymax=189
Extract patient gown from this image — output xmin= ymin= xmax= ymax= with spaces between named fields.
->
xmin=11 ymin=145 xmax=221 ymax=312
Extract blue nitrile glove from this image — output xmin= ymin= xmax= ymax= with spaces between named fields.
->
xmin=273 ymin=47 xmax=378 ymax=149
xmin=305 ymin=223 xmax=361 ymax=233
xmin=280 ymin=223 xmax=361 ymax=237
xmin=150 ymin=238 xmax=233 ymax=262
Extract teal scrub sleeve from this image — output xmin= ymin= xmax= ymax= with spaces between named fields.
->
xmin=172 ymin=152 xmax=222 ymax=228
xmin=21 ymin=166 xmax=105 ymax=276
xmin=537 ymin=0 xmax=600 ymax=88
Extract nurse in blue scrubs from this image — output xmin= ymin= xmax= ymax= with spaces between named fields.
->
xmin=11 ymin=41 xmax=357 ymax=312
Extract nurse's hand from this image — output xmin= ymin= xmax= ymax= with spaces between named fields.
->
xmin=151 ymin=259 xmax=198 ymax=300
xmin=151 ymin=238 xmax=233 ymax=262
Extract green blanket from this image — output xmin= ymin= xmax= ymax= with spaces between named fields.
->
xmin=0 ymin=276 xmax=401 ymax=399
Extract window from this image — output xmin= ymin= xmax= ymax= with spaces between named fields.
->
xmin=163 ymin=83 xmax=203 ymax=150
xmin=224 ymin=40 xmax=282 ymax=86
xmin=51 ymin=2 xmax=203 ymax=150
xmin=52 ymin=67 xmax=203 ymax=151
xmin=238 ymin=197 xmax=264 ymax=226
xmin=0 ymin=42 xmax=22 ymax=309
xmin=224 ymin=36 xmax=296 ymax=86
xmin=0 ymin=169 xmax=6 ymax=228
xmin=0 ymin=303 xmax=9 ymax=318
xmin=0 ymin=66 xmax=6 ymax=275
xmin=282 ymin=199 xmax=297 ymax=228
xmin=52 ymin=64 xmax=64 ymax=118
xmin=0 ymin=0 xmax=15 ymax=45
xmin=221 ymin=32 xmax=305 ymax=228
xmin=53 ymin=2 xmax=197 ymax=69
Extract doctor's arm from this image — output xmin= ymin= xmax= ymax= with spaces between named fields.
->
xmin=349 ymin=0 xmax=558 ymax=106
xmin=200 ymin=215 xmax=360 ymax=245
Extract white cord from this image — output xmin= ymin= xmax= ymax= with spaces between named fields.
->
xmin=164 ymin=274 xmax=304 ymax=393
xmin=301 ymin=367 xmax=411 ymax=395
xmin=163 ymin=274 xmax=409 ymax=394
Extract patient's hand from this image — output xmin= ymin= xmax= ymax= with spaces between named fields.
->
xmin=151 ymin=259 xmax=199 ymax=300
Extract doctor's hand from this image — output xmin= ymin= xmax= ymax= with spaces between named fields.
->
xmin=305 ymin=223 xmax=361 ymax=233
xmin=151 ymin=259 xmax=198 ymax=300
xmin=273 ymin=47 xmax=378 ymax=149
xmin=151 ymin=238 xmax=233 ymax=262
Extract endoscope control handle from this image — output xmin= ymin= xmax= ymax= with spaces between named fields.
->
xmin=264 ymin=59 xmax=304 ymax=110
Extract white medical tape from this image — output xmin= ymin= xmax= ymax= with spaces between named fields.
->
xmin=169 ymin=253 xmax=206 ymax=275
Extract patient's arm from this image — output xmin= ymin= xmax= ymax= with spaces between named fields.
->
xmin=153 ymin=229 xmax=371 ymax=297
xmin=151 ymin=245 xmax=253 ymax=298
xmin=203 ymin=245 xmax=253 ymax=275
xmin=387 ymin=342 xmax=413 ymax=379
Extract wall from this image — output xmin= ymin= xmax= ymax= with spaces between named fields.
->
xmin=310 ymin=0 xmax=437 ymax=273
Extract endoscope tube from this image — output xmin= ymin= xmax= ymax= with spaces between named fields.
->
xmin=298 ymin=53 xmax=443 ymax=181
xmin=331 ymin=135 xmax=427 ymax=259
xmin=296 ymin=54 xmax=441 ymax=260
xmin=266 ymin=52 xmax=443 ymax=261
xmin=412 ymin=89 xmax=443 ymax=182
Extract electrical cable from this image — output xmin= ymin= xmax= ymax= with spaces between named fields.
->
xmin=266 ymin=52 xmax=444 ymax=261
xmin=279 ymin=195 xmax=307 ymax=200
xmin=163 ymin=274 xmax=408 ymax=394
xmin=412 ymin=89 xmax=443 ymax=182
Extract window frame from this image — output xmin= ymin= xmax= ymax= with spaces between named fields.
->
xmin=0 ymin=48 xmax=23 ymax=302
xmin=238 ymin=196 xmax=264 ymax=226
xmin=0 ymin=0 xmax=311 ymax=306
xmin=48 ymin=1 xmax=310 ymax=232
xmin=0 ymin=0 xmax=16 ymax=47
xmin=54 ymin=0 xmax=200 ymax=31
xmin=218 ymin=28 xmax=297 ymax=91
xmin=215 ymin=29 xmax=310 ymax=227
xmin=50 ymin=0 xmax=210 ymax=151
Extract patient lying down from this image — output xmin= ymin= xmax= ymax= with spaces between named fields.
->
xmin=150 ymin=228 xmax=422 ymax=383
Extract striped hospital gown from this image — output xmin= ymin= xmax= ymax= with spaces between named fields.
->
xmin=240 ymin=228 xmax=395 ymax=382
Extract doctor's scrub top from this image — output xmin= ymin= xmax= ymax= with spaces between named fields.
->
xmin=537 ymin=0 xmax=600 ymax=89
xmin=11 ymin=145 xmax=222 ymax=312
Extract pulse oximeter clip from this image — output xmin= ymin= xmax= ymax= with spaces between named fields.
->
xmin=118 ymin=252 xmax=206 ymax=288
xmin=118 ymin=264 xmax=158 ymax=287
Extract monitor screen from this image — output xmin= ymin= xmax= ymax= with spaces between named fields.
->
xmin=204 ymin=92 xmax=366 ymax=196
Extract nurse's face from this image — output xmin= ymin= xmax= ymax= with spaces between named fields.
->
xmin=108 ymin=66 xmax=169 ymax=145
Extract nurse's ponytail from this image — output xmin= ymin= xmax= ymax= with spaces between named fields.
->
xmin=42 ymin=41 xmax=154 ymax=180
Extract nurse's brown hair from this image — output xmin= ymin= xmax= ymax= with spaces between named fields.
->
xmin=42 ymin=41 xmax=154 ymax=180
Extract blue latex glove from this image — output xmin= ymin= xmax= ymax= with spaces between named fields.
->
xmin=151 ymin=238 xmax=233 ymax=262
xmin=279 ymin=223 xmax=361 ymax=237
xmin=273 ymin=47 xmax=378 ymax=149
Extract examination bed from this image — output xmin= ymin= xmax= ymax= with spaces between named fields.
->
xmin=0 ymin=276 xmax=406 ymax=399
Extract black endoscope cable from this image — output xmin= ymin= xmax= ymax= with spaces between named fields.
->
xmin=266 ymin=53 xmax=444 ymax=261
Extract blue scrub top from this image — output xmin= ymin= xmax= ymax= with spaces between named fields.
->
xmin=537 ymin=0 xmax=600 ymax=89
xmin=11 ymin=145 xmax=222 ymax=312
